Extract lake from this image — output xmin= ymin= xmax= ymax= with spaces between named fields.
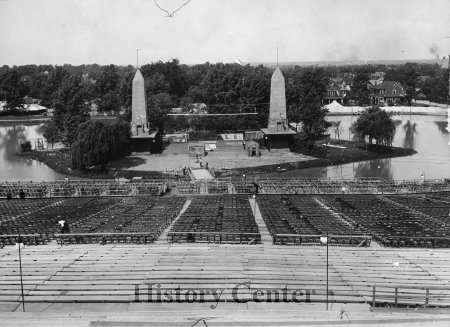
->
xmin=0 ymin=124 xmax=65 ymax=181
xmin=0 ymin=115 xmax=449 ymax=181
xmin=277 ymin=114 xmax=450 ymax=180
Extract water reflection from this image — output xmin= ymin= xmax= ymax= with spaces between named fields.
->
xmin=256 ymin=115 xmax=449 ymax=180
xmin=0 ymin=124 xmax=65 ymax=181
xmin=403 ymin=120 xmax=417 ymax=149
xmin=0 ymin=125 xmax=27 ymax=163
xmin=0 ymin=116 xmax=449 ymax=181
xmin=354 ymin=158 xmax=393 ymax=181
xmin=434 ymin=121 xmax=449 ymax=134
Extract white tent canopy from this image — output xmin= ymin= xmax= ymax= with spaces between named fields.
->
xmin=324 ymin=100 xmax=344 ymax=110
xmin=25 ymin=104 xmax=47 ymax=111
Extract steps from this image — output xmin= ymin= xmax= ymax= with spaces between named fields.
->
xmin=249 ymin=198 xmax=272 ymax=244
xmin=155 ymin=199 xmax=191 ymax=243
xmin=2 ymin=245 xmax=450 ymax=309
xmin=8 ymin=304 xmax=450 ymax=327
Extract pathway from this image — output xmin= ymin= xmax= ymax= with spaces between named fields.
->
xmin=249 ymin=197 xmax=272 ymax=245
xmin=189 ymin=168 xmax=214 ymax=180
xmin=155 ymin=199 xmax=191 ymax=243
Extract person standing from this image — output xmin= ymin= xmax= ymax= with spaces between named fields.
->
xmin=58 ymin=220 xmax=70 ymax=234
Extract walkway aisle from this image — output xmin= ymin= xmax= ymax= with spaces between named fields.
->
xmin=189 ymin=168 xmax=214 ymax=180
xmin=155 ymin=199 xmax=191 ymax=244
xmin=248 ymin=197 xmax=272 ymax=245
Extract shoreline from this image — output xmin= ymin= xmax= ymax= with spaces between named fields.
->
xmin=19 ymin=142 xmax=417 ymax=180
xmin=222 ymin=145 xmax=416 ymax=178
xmin=0 ymin=115 xmax=50 ymax=125
xmin=327 ymin=112 xmax=448 ymax=117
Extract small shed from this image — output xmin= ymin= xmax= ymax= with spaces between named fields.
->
xmin=188 ymin=143 xmax=206 ymax=157
xmin=246 ymin=140 xmax=260 ymax=157
xmin=131 ymin=131 xmax=162 ymax=154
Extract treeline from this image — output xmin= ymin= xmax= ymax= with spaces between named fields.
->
xmin=0 ymin=59 xmax=448 ymax=114
xmin=0 ymin=60 xmax=448 ymax=135
xmin=383 ymin=62 xmax=449 ymax=104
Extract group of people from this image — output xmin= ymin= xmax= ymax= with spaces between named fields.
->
xmin=195 ymin=155 xmax=208 ymax=169
xmin=5 ymin=189 xmax=26 ymax=200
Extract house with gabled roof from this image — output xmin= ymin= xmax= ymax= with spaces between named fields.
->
xmin=323 ymin=84 xmax=346 ymax=104
xmin=369 ymin=72 xmax=385 ymax=86
xmin=370 ymin=81 xmax=405 ymax=105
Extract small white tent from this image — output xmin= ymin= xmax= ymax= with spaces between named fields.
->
xmin=25 ymin=104 xmax=47 ymax=112
xmin=325 ymin=100 xmax=344 ymax=110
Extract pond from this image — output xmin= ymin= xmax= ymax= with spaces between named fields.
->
xmin=269 ymin=114 xmax=450 ymax=181
xmin=0 ymin=115 xmax=449 ymax=181
xmin=0 ymin=124 xmax=65 ymax=181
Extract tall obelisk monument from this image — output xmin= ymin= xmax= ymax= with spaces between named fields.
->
xmin=268 ymin=66 xmax=287 ymax=129
xmin=260 ymin=62 xmax=295 ymax=149
xmin=132 ymin=69 xmax=147 ymax=133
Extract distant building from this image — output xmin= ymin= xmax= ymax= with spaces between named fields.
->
xmin=369 ymin=72 xmax=385 ymax=86
xmin=370 ymin=81 xmax=405 ymax=105
xmin=171 ymin=107 xmax=183 ymax=114
xmin=23 ymin=96 xmax=39 ymax=105
xmin=323 ymin=84 xmax=346 ymax=104
xmin=342 ymin=74 xmax=355 ymax=89
xmin=323 ymin=73 xmax=355 ymax=105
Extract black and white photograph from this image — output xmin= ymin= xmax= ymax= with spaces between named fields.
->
xmin=0 ymin=0 xmax=449 ymax=326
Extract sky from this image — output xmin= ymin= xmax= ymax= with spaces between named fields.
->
xmin=0 ymin=0 xmax=449 ymax=66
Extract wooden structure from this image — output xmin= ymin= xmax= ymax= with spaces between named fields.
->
xmin=1 ymin=244 xmax=450 ymax=306
xmin=246 ymin=140 xmax=260 ymax=157
xmin=131 ymin=131 xmax=162 ymax=154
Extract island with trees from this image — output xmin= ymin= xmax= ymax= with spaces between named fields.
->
xmin=1 ymin=59 xmax=438 ymax=178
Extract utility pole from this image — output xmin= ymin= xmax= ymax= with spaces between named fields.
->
xmin=448 ymin=52 xmax=450 ymax=107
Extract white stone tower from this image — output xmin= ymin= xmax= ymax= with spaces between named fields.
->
xmin=131 ymin=69 xmax=147 ymax=133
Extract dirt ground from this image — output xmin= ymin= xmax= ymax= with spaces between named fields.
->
xmin=125 ymin=140 xmax=315 ymax=173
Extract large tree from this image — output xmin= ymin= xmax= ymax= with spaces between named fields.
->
xmin=351 ymin=106 xmax=396 ymax=147
xmin=39 ymin=66 xmax=67 ymax=108
xmin=351 ymin=68 xmax=371 ymax=106
xmin=0 ymin=68 xmax=26 ymax=111
xmin=71 ymin=118 xmax=131 ymax=170
xmin=52 ymin=73 xmax=90 ymax=147
xmin=117 ymin=66 xmax=135 ymax=113
xmin=42 ymin=120 xmax=60 ymax=149
xmin=96 ymin=64 xmax=120 ymax=112
xmin=287 ymin=67 xmax=330 ymax=143
xmin=148 ymin=92 xmax=176 ymax=132
xmin=402 ymin=63 xmax=419 ymax=106
xmin=421 ymin=69 xmax=449 ymax=104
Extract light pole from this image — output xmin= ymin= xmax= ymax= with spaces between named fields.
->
xmin=16 ymin=232 xmax=25 ymax=312
xmin=320 ymin=229 xmax=329 ymax=310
